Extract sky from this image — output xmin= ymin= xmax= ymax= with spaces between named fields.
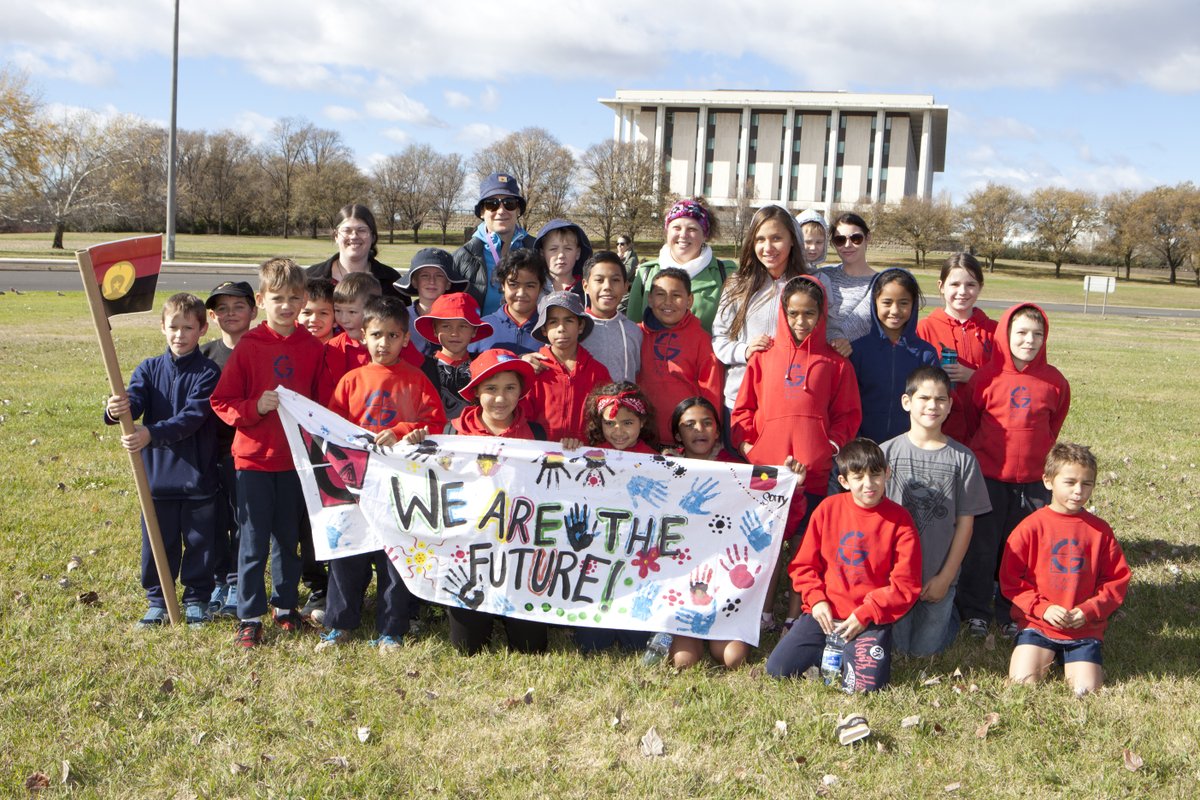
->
xmin=2 ymin=0 xmax=1198 ymax=204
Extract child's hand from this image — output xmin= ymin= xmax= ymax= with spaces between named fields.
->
xmin=256 ymin=390 xmax=280 ymax=415
xmin=830 ymin=337 xmax=853 ymax=357
xmin=835 ymin=614 xmax=866 ymax=641
xmin=521 ymin=352 xmax=550 ymax=374
xmin=560 ymin=437 xmax=582 ymax=450
xmin=811 ymin=601 xmax=834 ymax=634
xmin=783 ymin=456 xmax=807 ymax=481
xmin=375 ymin=430 xmax=399 ymax=448
xmin=745 ymin=334 xmax=773 ymax=356
xmin=944 ymin=362 xmax=974 ymax=384
xmin=106 ymin=394 xmax=130 ymax=419
xmin=921 ymin=572 xmax=953 ymax=604
xmin=1064 ymin=608 xmax=1088 ymax=629
xmin=398 ymin=427 xmax=427 ymax=446
xmin=121 ymin=424 xmax=151 ymax=453
xmin=1042 ymin=604 xmax=1072 ymax=629
xmin=740 ymin=440 xmax=754 ymax=458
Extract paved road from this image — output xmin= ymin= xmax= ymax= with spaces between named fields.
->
xmin=3 ymin=263 xmax=1199 ymax=319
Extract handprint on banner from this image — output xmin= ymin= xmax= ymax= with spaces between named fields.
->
xmin=475 ymin=445 xmax=503 ymax=477
xmin=739 ymin=510 xmax=772 ymax=552
xmin=534 ymin=451 xmax=571 ymax=488
xmin=720 ymin=544 xmax=763 ymax=589
xmin=630 ymin=582 xmax=660 ymax=621
xmin=675 ymin=599 xmax=717 ymax=635
xmin=493 ymin=595 xmax=516 ymax=616
xmin=688 ymin=565 xmax=715 ymax=604
xmin=444 ymin=566 xmax=485 ymax=609
xmin=563 ymin=503 xmax=594 ymax=552
xmin=680 ymin=476 xmax=720 ymax=514
xmin=405 ymin=438 xmax=440 ymax=463
xmin=574 ymin=450 xmax=616 ymax=487
xmin=628 ymin=475 xmax=668 ymax=509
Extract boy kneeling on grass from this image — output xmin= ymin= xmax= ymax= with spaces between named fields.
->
xmin=1000 ymin=442 xmax=1130 ymax=695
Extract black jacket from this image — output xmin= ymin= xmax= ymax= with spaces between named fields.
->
xmin=307 ymin=254 xmax=406 ymax=301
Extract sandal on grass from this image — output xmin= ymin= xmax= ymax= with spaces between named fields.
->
xmin=835 ymin=713 xmax=871 ymax=746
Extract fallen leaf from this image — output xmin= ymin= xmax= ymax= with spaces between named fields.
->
xmin=356 ymin=727 xmax=371 ymax=743
xmin=250 ymin=671 xmax=260 ymax=686
xmin=975 ymin=712 xmax=1001 ymax=739
xmin=876 ymin=740 xmax=890 ymax=754
xmin=523 ymin=687 xmax=534 ymax=705
xmin=61 ymin=760 xmax=75 ymax=786
xmin=57 ymin=577 xmax=70 ymax=589
xmin=931 ymin=722 xmax=945 ymax=736
xmin=609 ymin=707 xmax=624 ymax=728
xmin=640 ymin=726 xmax=665 ymax=757
xmin=29 ymin=438 xmax=38 ymax=446
xmin=922 ymin=676 xmax=941 ymax=686
xmin=406 ymin=669 xmax=420 ymax=678
xmin=25 ymin=772 xmax=50 ymax=792
xmin=951 ymin=667 xmax=963 ymax=679
xmin=192 ymin=731 xmax=206 ymax=746
xmin=260 ymin=754 xmax=274 ymax=763
xmin=794 ymin=755 xmax=808 ymax=766
xmin=901 ymin=714 xmax=921 ymax=728
xmin=815 ymin=786 xmax=830 ymax=797
xmin=159 ymin=678 xmax=175 ymax=695
xmin=984 ymin=633 xmax=996 ymax=651
xmin=67 ymin=556 xmax=82 ymax=572
xmin=425 ymin=690 xmax=439 ymax=700
xmin=77 ymin=591 xmax=100 ymax=606
xmin=822 ymin=774 xmax=839 ymax=786
xmin=304 ymin=718 xmax=315 ymax=727
xmin=395 ymin=688 xmax=407 ymax=700
xmin=930 ymin=698 xmax=941 ymax=708
xmin=774 ymin=720 xmax=788 ymax=737
xmin=1123 ymin=748 xmax=1143 ymax=772
xmin=325 ymin=756 xmax=350 ymax=770
xmin=89 ymin=548 xmax=99 ymax=555
xmin=229 ymin=763 xmax=250 ymax=775
xmin=969 ymin=683 xmax=980 ymax=693
xmin=945 ymin=782 xmax=962 ymax=792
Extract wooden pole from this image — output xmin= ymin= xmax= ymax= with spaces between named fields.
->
xmin=76 ymin=249 xmax=182 ymax=626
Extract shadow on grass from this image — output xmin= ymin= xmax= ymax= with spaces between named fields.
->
xmin=1105 ymin=575 xmax=1200 ymax=681
xmin=1121 ymin=538 xmax=1200 ymax=567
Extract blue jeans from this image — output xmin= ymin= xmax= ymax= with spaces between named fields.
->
xmin=235 ymin=469 xmax=303 ymax=619
xmin=892 ymin=586 xmax=958 ymax=657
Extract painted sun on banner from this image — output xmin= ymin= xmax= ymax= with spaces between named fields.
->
xmin=279 ymin=389 xmax=796 ymax=646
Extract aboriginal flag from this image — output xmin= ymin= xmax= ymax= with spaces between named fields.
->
xmin=86 ymin=235 xmax=162 ymax=317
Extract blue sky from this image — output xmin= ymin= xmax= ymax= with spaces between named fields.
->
xmin=3 ymin=0 xmax=1197 ymax=203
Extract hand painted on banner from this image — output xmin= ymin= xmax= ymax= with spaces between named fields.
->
xmin=534 ymin=451 xmax=571 ymax=488
xmin=628 ymin=475 xmax=668 ymax=508
xmin=444 ymin=566 xmax=485 ymax=609
xmin=493 ymin=595 xmax=516 ymax=616
xmin=688 ymin=565 xmax=714 ymax=604
xmin=564 ymin=503 xmax=594 ymax=552
xmin=675 ymin=599 xmax=717 ymax=634
xmin=325 ymin=524 xmax=345 ymax=550
xmin=475 ymin=445 xmax=503 ymax=477
xmin=405 ymin=438 xmax=440 ymax=463
xmin=630 ymin=582 xmax=661 ymax=621
xmin=574 ymin=449 xmax=616 ymax=487
xmin=680 ymin=476 xmax=719 ymax=514
xmin=651 ymin=453 xmax=688 ymax=478
xmin=720 ymin=544 xmax=763 ymax=589
xmin=739 ymin=510 xmax=772 ymax=552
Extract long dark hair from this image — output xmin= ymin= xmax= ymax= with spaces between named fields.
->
xmin=722 ymin=205 xmax=808 ymax=339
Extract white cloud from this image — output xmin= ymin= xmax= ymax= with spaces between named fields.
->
xmin=382 ymin=128 xmax=409 ymax=144
xmin=457 ymin=122 xmax=508 ymax=149
xmin=230 ymin=110 xmax=275 ymax=145
xmin=323 ymin=105 xmax=361 ymax=122
xmin=9 ymin=46 xmax=117 ymax=86
xmin=366 ymin=97 xmax=444 ymax=127
xmin=479 ymin=85 xmax=500 ymax=112
xmin=444 ymin=90 xmax=472 ymax=109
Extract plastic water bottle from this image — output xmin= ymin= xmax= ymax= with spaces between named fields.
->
xmin=820 ymin=632 xmax=845 ymax=686
xmin=642 ymin=632 xmax=673 ymax=665
xmin=940 ymin=346 xmax=959 ymax=388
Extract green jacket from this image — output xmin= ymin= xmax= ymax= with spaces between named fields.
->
xmin=625 ymin=253 xmax=733 ymax=334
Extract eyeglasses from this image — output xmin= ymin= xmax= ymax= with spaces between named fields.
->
xmin=481 ymin=197 xmax=522 ymax=212
xmin=832 ymin=233 xmax=866 ymax=247
xmin=338 ymin=226 xmax=371 ymax=239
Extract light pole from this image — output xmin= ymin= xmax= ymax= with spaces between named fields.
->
xmin=165 ymin=0 xmax=179 ymax=260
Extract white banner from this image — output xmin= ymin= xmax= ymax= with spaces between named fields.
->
xmin=279 ymin=388 xmax=796 ymax=645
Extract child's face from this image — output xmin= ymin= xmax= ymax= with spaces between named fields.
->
xmin=433 ymin=318 xmax=475 ymax=356
xmin=298 ymin=299 xmax=334 ymax=340
xmin=902 ymin=379 xmax=951 ymax=433
xmin=478 ymin=371 xmax=523 ymax=425
xmin=1044 ymin=462 xmax=1095 ymax=515
xmin=938 ymin=267 xmax=981 ymax=318
xmin=838 ymin=467 xmax=888 ymax=509
xmin=542 ymin=231 xmax=580 ymax=284
xmin=802 ymin=228 xmax=826 ymax=265
xmin=675 ymin=405 xmax=719 ymax=458
xmin=413 ymin=268 xmax=450 ymax=305
xmin=601 ymin=405 xmax=643 ymax=451
xmin=876 ymin=280 xmax=914 ymax=339
xmin=583 ymin=261 xmax=627 ymax=318
xmin=256 ymin=284 xmax=305 ymax=333
xmin=648 ymin=276 xmax=692 ymax=327
xmin=754 ymin=218 xmax=793 ymax=276
xmin=543 ymin=306 xmax=582 ymax=353
xmin=785 ymin=290 xmax=820 ymax=344
xmin=208 ymin=296 xmax=256 ymax=338
xmin=363 ymin=317 xmax=410 ymax=367
xmin=503 ymin=268 xmax=542 ymax=320
xmin=335 ymin=298 xmax=367 ymax=338
xmin=162 ymin=310 xmax=206 ymax=357
xmin=1008 ymin=314 xmax=1045 ymax=368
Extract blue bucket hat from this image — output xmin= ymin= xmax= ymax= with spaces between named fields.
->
xmin=532 ymin=290 xmax=594 ymax=343
xmin=393 ymin=247 xmax=469 ymax=296
xmin=474 ymin=172 xmax=527 ymax=217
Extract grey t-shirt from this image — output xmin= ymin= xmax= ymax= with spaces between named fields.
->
xmin=881 ymin=434 xmax=991 ymax=584
xmin=814 ymin=265 xmax=875 ymax=344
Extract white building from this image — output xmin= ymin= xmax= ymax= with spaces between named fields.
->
xmin=599 ymin=89 xmax=949 ymax=213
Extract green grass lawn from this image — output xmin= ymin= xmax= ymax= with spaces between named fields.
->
xmin=1 ymin=294 xmax=1199 ymax=797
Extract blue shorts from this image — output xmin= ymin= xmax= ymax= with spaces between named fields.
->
xmin=1014 ymin=627 xmax=1103 ymax=665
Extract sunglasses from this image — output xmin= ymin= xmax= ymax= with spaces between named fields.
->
xmin=832 ymin=233 xmax=866 ymax=247
xmin=481 ymin=197 xmax=522 ymax=212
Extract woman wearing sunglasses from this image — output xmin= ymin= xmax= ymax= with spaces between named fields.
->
xmin=815 ymin=212 xmax=877 ymax=357
xmin=307 ymin=203 xmax=405 ymax=300
xmin=452 ymin=172 xmax=534 ymax=316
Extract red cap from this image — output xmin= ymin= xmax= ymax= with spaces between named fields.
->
xmin=459 ymin=349 xmax=535 ymax=402
xmin=415 ymin=292 xmax=493 ymax=344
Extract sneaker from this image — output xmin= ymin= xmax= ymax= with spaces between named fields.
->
xmin=301 ymin=592 xmax=326 ymax=626
xmin=781 ymin=618 xmax=797 ymax=634
xmin=235 ymin=620 xmax=262 ymax=648
xmin=218 ymin=584 xmax=239 ymax=618
xmin=185 ymin=602 xmax=209 ymax=628
xmin=137 ymin=606 xmax=167 ymax=629
xmin=965 ymin=618 xmax=989 ymax=639
xmin=315 ymin=628 xmax=348 ymax=652
xmin=1000 ymin=622 xmax=1019 ymax=640
xmin=373 ymin=634 xmax=403 ymax=654
xmin=207 ymin=585 xmax=227 ymax=616
xmin=273 ymin=609 xmax=303 ymax=633
xmin=760 ymin=614 xmax=780 ymax=634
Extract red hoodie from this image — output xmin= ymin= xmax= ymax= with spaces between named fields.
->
xmin=452 ymin=405 xmax=540 ymax=440
xmin=638 ymin=310 xmax=724 ymax=444
xmin=210 ymin=321 xmax=323 ymax=471
xmin=315 ymin=331 xmax=370 ymax=406
xmin=789 ymin=492 xmax=922 ymax=625
xmin=917 ymin=307 xmax=998 ymax=441
xmin=327 ymin=361 xmax=447 ymax=439
xmin=521 ymin=345 xmax=611 ymax=442
xmin=962 ymin=304 xmax=1070 ymax=482
xmin=730 ymin=276 xmax=861 ymax=495
xmin=999 ymin=506 xmax=1130 ymax=641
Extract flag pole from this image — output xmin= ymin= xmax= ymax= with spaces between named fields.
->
xmin=76 ymin=248 xmax=182 ymax=626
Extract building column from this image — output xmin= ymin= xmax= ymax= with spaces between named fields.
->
xmin=917 ymin=109 xmax=932 ymax=198
xmin=822 ymin=108 xmax=840 ymax=206
xmin=780 ymin=108 xmax=795 ymax=206
xmin=612 ymin=105 xmax=623 ymax=143
xmin=693 ymin=105 xmax=708 ymax=197
xmin=737 ymin=107 xmax=751 ymax=201
xmin=653 ymin=105 xmax=665 ymax=196
xmin=623 ymin=108 xmax=634 ymax=143
xmin=870 ymin=110 xmax=885 ymax=203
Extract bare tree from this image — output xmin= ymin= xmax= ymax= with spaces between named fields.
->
xmin=1026 ymin=187 xmax=1099 ymax=278
xmin=32 ymin=110 xmax=125 ymax=248
xmin=260 ymin=117 xmax=313 ymax=237
xmin=428 ymin=152 xmax=467 ymax=244
xmin=579 ymin=140 xmax=661 ymax=246
xmin=474 ymin=127 xmax=576 ymax=229
xmin=959 ymin=183 xmax=1024 ymax=272
xmin=107 ymin=118 xmax=166 ymax=231
xmin=295 ymin=127 xmax=358 ymax=237
xmin=373 ymin=144 xmax=436 ymax=244
xmin=875 ymin=195 xmax=956 ymax=267
xmin=728 ymin=178 xmax=757 ymax=252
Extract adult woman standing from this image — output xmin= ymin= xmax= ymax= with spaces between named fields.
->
xmin=307 ymin=204 xmax=404 ymax=300
xmin=713 ymin=205 xmax=810 ymax=415
xmin=452 ymin=173 xmax=533 ymax=316
xmin=814 ymin=212 xmax=877 ymax=357
xmin=616 ymin=235 xmax=638 ymax=278
xmin=625 ymin=197 xmax=734 ymax=333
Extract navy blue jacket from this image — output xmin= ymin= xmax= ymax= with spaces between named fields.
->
xmin=105 ymin=347 xmax=220 ymax=499
xmin=470 ymin=306 xmax=540 ymax=356
xmin=849 ymin=272 xmax=939 ymax=445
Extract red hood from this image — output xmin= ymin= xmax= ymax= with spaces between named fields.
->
xmin=771 ymin=275 xmax=835 ymax=389
xmin=454 ymin=404 xmax=534 ymax=438
xmin=994 ymin=303 xmax=1050 ymax=372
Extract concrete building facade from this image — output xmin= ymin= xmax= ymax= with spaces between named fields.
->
xmin=598 ymin=90 xmax=949 ymax=213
